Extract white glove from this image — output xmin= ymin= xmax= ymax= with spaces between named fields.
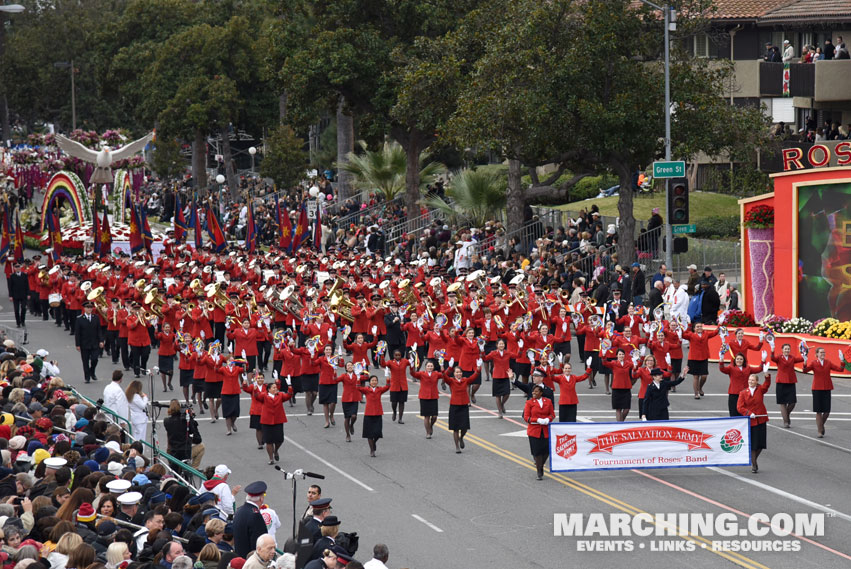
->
xmin=466 ymin=319 xmax=471 ymax=328
xmin=759 ymin=331 xmax=764 ymax=341
xmin=557 ymin=352 xmax=564 ymax=364
xmin=518 ymin=339 xmax=524 ymax=349
xmin=285 ymin=375 xmax=291 ymax=386
xmin=371 ymin=325 xmax=378 ymax=335
xmin=384 ymin=368 xmax=390 ymax=378
xmin=641 ymin=417 xmax=647 ymax=421
xmin=200 ymin=330 xmax=206 ymax=339
xmin=224 ymin=320 xmax=230 ymax=329
xmin=329 ymin=313 xmax=335 ymax=323
xmin=761 ymin=350 xmax=767 ymax=362
xmin=840 ymin=350 xmax=846 ymax=362
xmin=448 ymin=358 xmax=455 ymax=368
xmin=665 ymin=353 xmax=671 ymax=366
xmin=632 ymin=356 xmax=640 ymax=366
xmin=229 ymin=342 xmax=234 ymax=353
xmin=485 ymin=320 xmax=491 ymax=332
xmin=639 ymin=345 xmax=646 ymax=357
xmin=527 ymin=350 xmax=536 ymax=362
xmin=240 ymin=373 xmax=247 ymax=382
xmin=180 ymin=318 xmax=185 ymax=329
xmin=643 ymin=323 xmax=650 ymax=334
xmin=629 ymin=316 xmax=634 ymax=328
xmin=241 ymin=349 xmax=247 ymax=359
xmin=327 ymin=329 xmax=333 ymax=340
xmin=540 ymin=418 xmax=550 ymax=425
xmin=762 ymin=363 xmax=769 ymax=374
xmin=586 ymin=357 xmax=592 ymax=367
xmin=476 ymin=358 xmax=483 ymax=368
xmin=750 ymin=413 xmax=756 ymax=419
xmin=272 ymin=370 xmax=278 ymax=380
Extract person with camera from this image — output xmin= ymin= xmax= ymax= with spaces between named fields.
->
xmin=163 ymin=399 xmax=204 ymax=469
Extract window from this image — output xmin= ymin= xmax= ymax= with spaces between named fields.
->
xmin=694 ymin=33 xmax=711 ymax=58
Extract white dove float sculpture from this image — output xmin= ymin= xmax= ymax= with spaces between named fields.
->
xmin=55 ymin=131 xmax=155 ymax=185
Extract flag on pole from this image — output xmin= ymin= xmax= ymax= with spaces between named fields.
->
xmin=140 ymin=203 xmax=153 ymax=255
xmin=0 ymin=205 xmax=11 ymax=261
xmin=13 ymin=209 xmax=24 ymax=262
xmin=100 ymin=212 xmax=112 ymax=257
xmin=290 ymin=203 xmax=309 ymax=254
xmin=313 ymin=200 xmax=322 ymax=250
xmin=205 ymin=203 xmax=227 ymax=252
xmin=46 ymin=207 xmax=63 ymax=262
xmin=277 ymin=196 xmax=291 ymax=250
xmin=129 ymin=202 xmax=144 ymax=254
xmin=190 ymin=193 xmax=202 ymax=250
xmin=174 ymin=192 xmax=188 ymax=242
xmin=92 ymin=197 xmax=101 ymax=257
xmin=245 ymin=202 xmax=257 ymax=253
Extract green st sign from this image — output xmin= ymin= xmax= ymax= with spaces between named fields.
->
xmin=653 ymin=160 xmax=686 ymax=178
xmin=672 ymin=224 xmax=696 ymax=234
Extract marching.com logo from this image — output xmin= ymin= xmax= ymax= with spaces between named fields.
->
xmin=554 ymin=513 xmax=824 ymax=552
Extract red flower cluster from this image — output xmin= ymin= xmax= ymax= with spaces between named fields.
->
xmin=743 ymin=205 xmax=774 ymax=229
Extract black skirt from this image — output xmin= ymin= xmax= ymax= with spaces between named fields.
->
xmin=812 ymin=389 xmax=831 ymax=413
xmin=389 ymin=390 xmax=408 ymax=403
xmin=205 ymin=381 xmax=222 ymax=399
xmin=302 ymin=373 xmax=319 ymax=392
xmin=419 ymin=398 xmax=438 ymax=417
xmin=318 ymin=384 xmax=338 ymax=405
xmin=529 ymin=433 xmax=550 ymax=457
xmin=342 ymin=401 xmax=359 ymax=418
xmin=448 ymin=404 xmax=470 ymax=431
xmin=728 ymin=393 xmax=740 ymax=417
xmin=290 ymin=375 xmax=303 ymax=394
xmin=221 ymin=394 xmax=240 ymax=419
xmin=262 ymin=423 xmax=284 ymax=445
xmin=193 ymin=378 xmax=206 ymax=392
xmin=559 ymin=404 xmax=577 ymax=423
xmin=492 ymin=378 xmax=510 ymax=397
xmin=611 ymin=388 xmax=631 ymax=409
xmin=362 ymin=415 xmax=383 ymax=439
xmin=158 ymin=354 xmax=174 ymax=374
xmin=179 ymin=368 xmax=194 ymax=387
xmin=775 ymin=383 xmax=797 ymax=405
xmin=484 ymin=341 xmax=497 ymax=355
xmin=512 ymin=362 xmax=532 ymax=377
xmin=586 ymin=351 xmax=601 ymax=373
xmin=751 ymin=422 xmax=767 ymax=450
xmin=463 ymin=369 xmax=482 ymax=386
xmin=553 ymin=341 xmax=571 ymax=356
xmin=687 ymin=359 xmax=709 ymax=376
xmin=249 ymin=414 xmax=261 ymax=430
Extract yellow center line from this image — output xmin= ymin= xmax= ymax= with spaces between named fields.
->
xmin=434 ymin=421 xmax=770 ymax=569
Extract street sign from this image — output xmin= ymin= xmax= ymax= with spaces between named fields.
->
xmin=653 ymin=160 xmax=686 ymax=178
xmin=672 ymin=223 xmax=696 ymax=234
xmin=307 ymin=199 xmax=318 ymax=220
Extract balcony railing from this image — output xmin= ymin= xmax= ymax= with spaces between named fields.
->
xmin=731 ymin=60 xmax=850 ymax=102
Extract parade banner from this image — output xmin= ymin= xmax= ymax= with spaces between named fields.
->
xmin=549 ymin=417 xmax=751 ymax=472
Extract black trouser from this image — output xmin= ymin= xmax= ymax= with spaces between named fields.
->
xmin=13 ymin=299 xmax=26 ymax=326
xmin=149 ymin=325 xmax=159 ymax=348
xmin=65 ymin=308 xmax=79 ymax=331
xmin=245 ymin=355 xmax=257 ymax=372
xmin=118 ymin=337 xmax=131 ymax=369
xmin=80 ymin=347 xmax=100 ymax=381
xmin=215 ymin=322 xmax=226 ymax=346
xmin=54 ymin=303 xmax=64 ymax=326
xmin=28 ymin=291 xmax=40 ymax=315
xmin=257 ymin=341 xmax=271 ymax=370
xmin=40 ymin=298 xmax=49 ymax=319
xmin=105 ymin=330 xmax=119 ymax=362
xmin=131 ymin=345 xmax=151 ymax=377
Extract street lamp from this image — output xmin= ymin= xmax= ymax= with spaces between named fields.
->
xmin=639 ymin=0 xmax=676 ymax=268
xmin=53 ymin=60 xmax=76 ymax=131
xmin=248 ymin=146 xmax=256 ymax=174
xmin=215 ymin=174 xmax=225 ymax=212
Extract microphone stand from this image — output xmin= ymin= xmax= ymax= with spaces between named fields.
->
xmin=148 ymin=366 xmax=161 ymax=460
xmin=273 ymin=466 xmax=325 ymax=539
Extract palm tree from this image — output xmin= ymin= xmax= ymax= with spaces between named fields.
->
xmin=339 ymin=140 xmax=444 ymax=201
xmin=421 ymin=168 xmax=506 ymax=227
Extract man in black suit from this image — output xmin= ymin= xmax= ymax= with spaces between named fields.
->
xmin=383 ymin=300 xmax=405 ymax=357
xmin=232 ymin=481 xmax=268 ymax=557
xmin=605 ymin=286 xmax=630 ymax=329
xmin=301 ymin=498 xmax=332 ymax=544
xmin=75 ymin=301 xmax=104 ymax=383
xmin=512 ymin=369 xmax=555 ymax=403
xmin=8 ymin=261 xmax=29 ymax=328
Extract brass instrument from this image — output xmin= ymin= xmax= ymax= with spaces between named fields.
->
xmin=134 ymin=279 xmax=146 ymax=292
xmin=189 ymin=278 xmax=204 ymax=296
xmin=329 ymin=291 xmax=355 ymax=322
xmin=398 ymin=279 xmax=417 ymax=305
xmin=446 ymin=282 xmax=463 ymax=293
xmin=559 ymin=289 xmax=571 ymax=302
xmin=38 ymin=269 xmax=49 ymax=286
xmin=327 ymin=277 xmax=345 ymax=299
xmin=87 ymin=286 xmax=110 ymax=316
xmin=507 ymin=289 xmax=527 ymax=312
xmin=143 ymin=288 xmax=165 ymax=318
xmin=279 ymin=285 xmax=304 ymax=317
xmin=207 ymin=282 xmax=230 ymax=310
xmin=466 ymin=269 xmax=487 ymax=291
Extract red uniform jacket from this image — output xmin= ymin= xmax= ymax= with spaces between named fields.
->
xmin=379 ymin=358 xmax=411 ymax=392
xmin=228 ymin=326 xmax=260 ymax=357
xmin=523 ymin=397 xmax=555 ymax=438
xmin=719 ymin=362 xmax=764 ymax=395
xmin=127 ymin=315 xmax=151 ymax=347
xmin=410 ymin=370 xmax=442 ymax=400
xmin=219 ymin=363 xmax=245 ymax=396
xmin=257 ymin=387 xmax=294 ymax=425
xmin=335 ymin=372 xmax=366 ymax=403
xmin=442 ymin=369 xmax=480 ymax=406
xmin=483 ymin=349 xmax=515 ymax=379
xmin=601 ymin=359 xmax=635 ymax=390
xmin=554 ymin=370 xmax=591 ymax=405
xmin=682 ymin=329 xmax=719 ymax=361
xmin=357 ymin=384 xmax=390 ymax=416
xmin=802 ymin=357 xmax=843 ymax=391
xmin=737 ymin=376 xmax=771 ymax=426
xmin=771 ymin=352 xmax=803 ymax=384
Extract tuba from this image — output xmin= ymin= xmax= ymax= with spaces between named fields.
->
xmin=87 ymin=286 xmax=110 ymax=316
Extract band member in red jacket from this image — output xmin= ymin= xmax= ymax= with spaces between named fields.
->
xmin=242 ymin=373 xmax=266 ymax=449
xmin=737 ymin=371 xmax=771 ymax=473
xmin=523 ymin=384 xmax=555 ymax=480
xmin=411 ymin=359 xmax=442 ymax=438
xmin=770 ymin=343 xmax=804 ymax=428
xmin=257 ymin=378 xmax=294 ymax=465
xmin=379 ymin=350 xmax=411 ymax=424
xmin=682 ymin=322 xmax=718 ymax=399
xmin=127 ymin=304 xmax=152 ymax=379
xmin=156 ymin=323 xmax=177 ymax=393
xmin=219 ymin=356 xmax=246 ymax=436
xmin=719 ymin=352 xmax=764 ymax=417
xmin=442 ymin=365 xmax=481 ymax=453
xmin=357 ymin=375 xmax=391 ymax=457
xmin=335 ymin=362 xmax=367 ymax=443
xmin=483 ymin=339 xmax=515 ymax=418
xmin=553 ymin=361 xmax=591 ymax=423
xmin=802 ymin=348 xmax=844 ymax=438
xmin=601 ymin=349 xmax=635 ymax=422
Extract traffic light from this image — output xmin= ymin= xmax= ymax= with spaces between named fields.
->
xmin=668 ymin=178 xmax=689 ymax=224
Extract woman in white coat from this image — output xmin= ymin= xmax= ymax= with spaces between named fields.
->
xmin=124 ymin=379 xmax=150 ymax=443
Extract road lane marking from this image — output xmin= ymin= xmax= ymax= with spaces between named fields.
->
xmin=286 ymin=437 xmax=375 ymax=493
xmin=707 ymin=467 xmax=851 ymax=523
xmin=411 ymin=514 xmax=443 ymax=533
xmin=767 ymin=423 xmax=851 ymax=453
xmin=433 ymin=421 xmax=769 ymax=569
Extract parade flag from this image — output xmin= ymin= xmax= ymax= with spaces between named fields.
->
xmin=0 ymin=205 xmax=10 ymax=261
xmin=290 ymin=203 xmax=309 ymax=254
xmin=313 ymin=201 xmax=322 ymax=250
xmin=205 ymin=203 xmax=227 ymax=252
xmin=100 ymin=212 xmax=112 ymax=257
xmin=129 ymin=201 xmax=144 ymax=254
xmin=174 ymin=192 xmax=188 ymax=242
xmin=140 ymin=203 xmax=153 ymax=254
xmin=190 ymin=193 xmax=202 ymax=250
xmin=46 ymin=208 xmax=63 ymax=262
xmin=92 ymin=198 xmax=102 ymax=257
xmin=277 ymin=196 xmax=292 ymax=250
xmin=549 ymin=417 xmax=751 ymax=472
xmin=245 ymin=202 xmax=257 ymax=253
xmin=13 ymin=209 xmax=24 ymax=262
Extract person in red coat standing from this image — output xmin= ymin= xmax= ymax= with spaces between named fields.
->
xmin=483 ymin=339 xmax=515 ymax=418
xmin=127 ymin=304 xmax=152 ymax=379
xmin=737 ymin=370 xmax=771 ymax=473
xmin=379 ymin=350 xmax=411 ymax=424
xmin=242 ymin=373 xmax=266 ymax=449
xmin=802 ymin=347 xmax=844 ymax=438
xmin=410 ymin=359 xmax=442 ymax=438
xmin=357 ymin=375 xmax=391 ymax=457
xmin=257 ymin=378 xmax=294 ymax=465
xmin=523 ymin=385 xmax=555 ymax=480
xmin=719 ymin=352 xmax=764 ymax=417
xmin=770 ymin=343 xmax=804 ymax=428
xmin=155 ymin=322 xmax=177 ymax=393
xmin=227 ymin=317 xmax=260 ymax=371
xmin=682 ymin=322 xmax=718 ymax=399
xmin=442 ymin=364 xmax=481 ymax=453
xmin=335 ymin=362 xmax=368 ymax=443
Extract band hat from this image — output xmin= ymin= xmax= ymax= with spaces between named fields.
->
xmin=117 ymin=491 xmax=142 ymax=506
xmin=43 ymin=457 xmax=67 ymax=469
xmin=106 ymin=479 xmax=132 ymax=494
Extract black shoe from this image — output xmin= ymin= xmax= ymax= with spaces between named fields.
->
xmin=91 ymin=376 xmax=98 ymax=381
xmin=274 ymin=452 xmax=279 ymax=461
xmin=85 ymin=380 xmax=91 ymax=384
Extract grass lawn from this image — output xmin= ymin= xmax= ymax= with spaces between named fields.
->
xmin=553 ymin=191 xmax=740 ymax=221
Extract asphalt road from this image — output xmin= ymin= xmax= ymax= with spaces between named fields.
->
xmin=6 ymin=309 xmax=851 ymax=569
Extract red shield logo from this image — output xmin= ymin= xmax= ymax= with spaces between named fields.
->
xmin=555 ymin=433 xmax=577 ymax=460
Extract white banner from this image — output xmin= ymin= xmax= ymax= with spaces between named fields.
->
xmin=549 ymin=417 xmax=751 ymax=472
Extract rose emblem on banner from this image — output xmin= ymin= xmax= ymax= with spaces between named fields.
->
xmin=555 ymin=434 xmax=577 ymax=460
xmin=720 ymin=429 xmax=743 ymax=453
